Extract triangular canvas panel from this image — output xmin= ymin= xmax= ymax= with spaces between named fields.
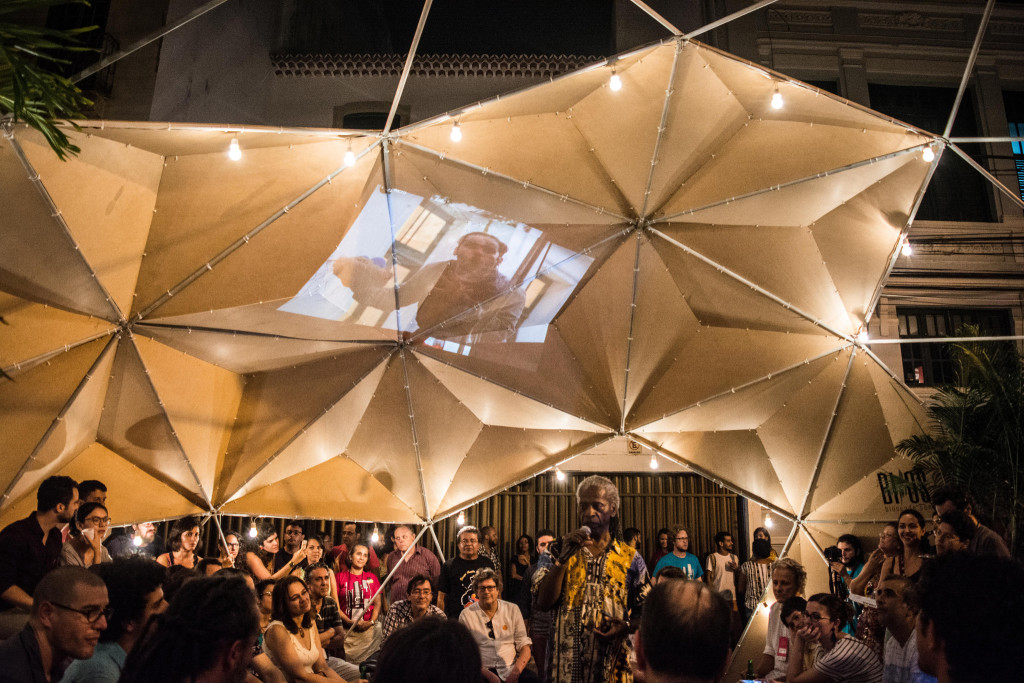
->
xmin=222 ymin=362 xmax=388 ymax=504
xmin=0 ymin=442 xmax=203 ymax=530
xmin=134 ymin=137 xmax=382 ymax=317
xmin=0 ymin=338 xmax=109 ymax=493
xmin=806 ymin=453 xmax=933 ymax=523
xmin=221 ymin=456 xmax=421 ymax=523
xmin=212 ymin=346 xmax=393 ymax=502
xmin=0 ymin=292 xmax=115 ymax=369
xmin=802 ymin=520 xmax=901 ymax=555
xmin=24 ymin=129 xmax=162 ymax=316
xmin=1 ymin=132 xmax=119 ymax=320
xmin=788 ymin=527 xmax=831 ymax=600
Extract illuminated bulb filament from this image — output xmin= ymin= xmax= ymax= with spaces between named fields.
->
xmin=457 ymin=511 xmax=465 ymax=526
xmin=922 ymin=146 xmax=935 ymax=162
xmin=370 ymin=525 xmax=380 ymax=544
xmin=555 ymin=468 xmax=566 ymax=482
xmin=228 ymin=138 xmax=242 ymax=161
xmin=248 ymin=520 xmax=258 ymax=538
xmin=450 ymin=122 xmax=462 ymax=142
xmin=344 ymin=148 xmax=356 ymax=167
xmin=901 ymin=240 xmax=913 ymax=257
xmin=609 ymin=72 xmax=622 ymax=92
xmin=649 ymin=454 xmax=659 ymax=470
xmin=764 ymin=513 xmax=774 ymax=529
xmin=770 ymin=91 xmax=784 ymax=110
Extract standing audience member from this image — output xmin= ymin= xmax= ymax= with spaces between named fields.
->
xmin=61 ymin=558 xmax=167 ymax=683
xmin=245 ymin=521 xmax=308 ymax=581
xmin=933 ymin=511 xmax=973 ymax=556
xmin=915 ymin=553 xmax=1024 ymax=683
xmin=505 ymin=534 xmax=533 ymax=611
xmin=383 ymin=525 xmax=440 ymax=606
xmin=830 ymin=535 xmax=865 ymax=591
xmin=119 ymin=574 xmax=259 ymax=683
xmin=872 ymin=575 xmax=936 ymax=683
xmin=380 ymin=574 xmax=445 ymax=639
xmin=787 ymin=593 xmax=882 ymax=683
xmin=373 ymin=616 xmax=482 ymax=683
xmin=331 ymin=522 xmax=380 ymax=574
xmin=632 ymin=579 xmax=732 ymax=683
xmin=649 ymin=527 xmax=671 ymax=571
xmin=930 ymin=485 xmax=1010 ymax=558
xmin=480 ymin=525 xmax=503 ymax=585
xmin=0 ymin=567 xmax=108 ymax=683
xmin=276 ymin=521 xmax=306 ymax=572
xmin=755 ymin=557 xmax=806 ymax=681
xmin=754 ymin=527 xmax=779 ymax=560
xmin=623 ymin=527 xmax=642 ymax=551
xmin=438 ymin=525 xmax=495 ymax=621
xmin=535 ymin=475 xmax=649 ymax=683
xmin=850 ymin=522 xmax=902 ymax=658
xmin=0 ymin=476 xmax=80 ymax=637
xmin=335 ymin=544 xmax=382 ymax=663
xmin=264 ymin=576 xmax=344 ymax=682
xmin=524 ymin=529 xmax=555 ymax=682
xmin=459 ymin=568 xmax=535 ymax=683
xmin=105 ymin=521 xmax=164 ymax=560
xmin=737 ymin=537 xmax=774 ymax=624
xmin=704 ymin=530 xmax=740 ymax=642
xmin=76 ymin=481 xmax=107 ymax=506
xmin=218 ymin=530 xmax=242 ymax=569
xmin=60 ymin=502 xmax=113 ymax=568
xmin=306 ymin=563 xmax=360 ymax=679
xmin=879 ymin=510 xmax=929 ymax=583
xmin=653 ymin=525 xmax=704 ymax=579
xmin=156 ymin=515 xmax=202 ymax=569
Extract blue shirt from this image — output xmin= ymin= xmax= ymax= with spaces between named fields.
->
xmin=653 ymin=552 xmax=704 ymax=579
xmin=60 ymin=641 xmax=126 ymax=683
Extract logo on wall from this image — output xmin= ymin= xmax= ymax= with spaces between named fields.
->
xmin=876 ymin=469 xmax=931 ymax=512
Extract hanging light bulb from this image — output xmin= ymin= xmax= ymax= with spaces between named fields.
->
xmin=132 ymin=529 xmax=143 ymax=547
xmin=248 ymin=518 xmax=258 ymax=538
xmin=344 ymin=140 xmax=355 ymax=167
xmin=555 ymin=468 xmax=566 ymax=482
xmin=228 ymin=137 xmax=242 ymax=161
xmin=770 ymin=88 xmax=784 ymax=110
xmin=649 ymin=454 xmax=659 ymax=470
xmin=450 ymin=122 xmax=462 ymax=142
xmin=457 ymin=511 xmax=466 ymax=526
xmin=609 ymin=69 xmax=622 ymax=92
xmin=857 ymin=328 xmax=870 ymax=343
xmin=901 ymin=239 xmax=913 ymax=257
xmin=922 ymin=146 xmax=935 ymax=163
xmin=370 ymin=525 xmax=380 ymax=544
xmin=764 ymin=513 xmax=774 ymax=529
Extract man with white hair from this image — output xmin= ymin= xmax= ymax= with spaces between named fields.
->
xmin=536 ymin=475 xmax=650 ymax=683
xmin=460 ymin=568 xmax=536 ymax=683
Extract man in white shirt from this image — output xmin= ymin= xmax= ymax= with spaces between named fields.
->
xmin=874 ymin=576 xmax=935 ymax=683
xmin=459 ymin=568 xmax=536 ymax=683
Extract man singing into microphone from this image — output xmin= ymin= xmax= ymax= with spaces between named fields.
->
xmin=534 ymin=475 xmax=650 ymax=683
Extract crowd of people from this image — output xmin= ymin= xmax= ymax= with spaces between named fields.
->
xmin=0 ymin=475 xmax=1019 ymax=683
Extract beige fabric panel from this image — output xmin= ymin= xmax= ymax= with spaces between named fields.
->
xmin=0 ymin=292 xmax=114 ymax=369
xmin=0 ymin=338 xmax=108 ymax=493
xmin=223 ymin=362 xmax=388 ymax=504
xmin=807 ymin=453 xmax=933 ymax=523
xmin=134 ymin=139 xmax=381 ymax=316
xmin=789 ymin=529 xmax=831 ymax=598
xmin=0 ymin=133 xmax=117 ymax=319
xmin=24 ymin=130 xmax=161 ymax=316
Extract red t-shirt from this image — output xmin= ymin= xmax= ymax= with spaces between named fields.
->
xmin=335 ymin=570 xmax=381 ymax=621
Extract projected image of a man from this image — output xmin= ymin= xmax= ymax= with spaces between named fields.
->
xmin=333 ymin=231 xmax=525 ymax=342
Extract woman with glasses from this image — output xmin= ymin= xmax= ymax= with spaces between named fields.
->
xmin=786 ymin=593 xmax=883 ymax=683
xmin=156 ymin=516 xmax=202 ymax=569
xmin=60 ymin=502 xmax=113 ymax=567
xmin=264 ymin=575 xmax=344 ymax=682
xmin=218 ymin=530 xmax=242 ymax=569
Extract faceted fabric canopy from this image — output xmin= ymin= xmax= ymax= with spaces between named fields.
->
xmin=0 ymin=38 xmax=933 ymax=527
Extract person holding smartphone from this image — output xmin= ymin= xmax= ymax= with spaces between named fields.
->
xmin=60 ymin=502 xmax=113 ymax=567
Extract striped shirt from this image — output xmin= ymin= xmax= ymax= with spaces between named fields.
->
xmin=740 ymin=559 xmax=774 ymax=610
xmin=814 ymin=636 xmax=883 ymax=683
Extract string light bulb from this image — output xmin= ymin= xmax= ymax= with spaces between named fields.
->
xmin=649 ymin=454 xmax=659 ymax=470
xmin=922 ymin=146 xmax=935 ymax=163
xmin=370 ymin=525 xmax=380 ymax=544
xmin=901 ymin=239 xmax=913 ymax=257
xmin=450 ymin=122 xmax=462 ymax=142
xmin=132 ymin=530 xmax=143 ymax=547
xmin=457 ymin=511 xmax=465 ymax=526
xmin=344 ymin=140 xmax=355 ymax=167
xmin=857 ymin=329 xmax=870 ymax=343
xmin=248 ymin=518 xmax=258 ymax=538
xmin=228 ymin=137 xmax=242 ymax=161
xmin=770 ymin=88 xmax=784 ymax=110
xmin=609 ymin=69 xmax=622 ymax=92
xmin=555 ymin=468 xmax=566 ymax=482
xmin=764 ymin=513 xmax=774 ymax=529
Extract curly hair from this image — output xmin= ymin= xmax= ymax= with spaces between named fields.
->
xmin=772 ymin=557 xmax=807 ymax=595
xmin=470 ymin=567 xmax=502 ymax=595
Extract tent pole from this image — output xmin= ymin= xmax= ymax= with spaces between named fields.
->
xmin=383 ymin=0 xmax=434 ymax=134
xmin=628 ymin=1 xmax=682 ymax=36
xmin=428 ymin=522 xmax=447 ymax=564
xmin=949 ymin=143 xmax=1024 ymax=211
xmin=684 ymin=0 xmax=780 ymax=40
xmin=943 ymin=0 xmax=996 ymax=139
xmin=619 ymin=232 xmax=644 ymax=433
xmin=639 ymin=40 xmax=684 ymax=218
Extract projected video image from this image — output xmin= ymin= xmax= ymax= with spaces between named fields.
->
xmin=279 ymin=187 xmax=593 ymax=347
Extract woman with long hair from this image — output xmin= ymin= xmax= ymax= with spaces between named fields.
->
xmin=879 ymin=509 xmax=929 ymax=582
xmin=786 ymin=593 xmax=883 ymax=682
xmin=60 ymin=502 xmax=113 ymax=567
xmin=649 ymin=527 xmax=671 ymax=570
xmin=218 ymin=530 xmax=241 ymax=569
xmin=753 ymin=526 xmax=779 ymax=561
xmin=335 ymin=543 xmax=382 ymax=664
xmin=264 ymin=576 xmax=343 ymax=682
xmin=736 ymin=537 xmax=774 ymax=624
xmin=505 ymin=533 xmax=534 ymax=610
xmin=156 ymin=515 xmax=202 ymax=569
xmin=245 ymin=520 xmax=309 ymax=581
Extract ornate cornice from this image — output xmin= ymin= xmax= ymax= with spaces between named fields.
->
xmin=272 ymin=53 xmax=600 ymax=78
xmin=858 ymin=12 xmax=963 ymax=32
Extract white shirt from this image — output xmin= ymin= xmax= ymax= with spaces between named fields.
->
xmin=884 ymin=629 xmax=927 ymax=683
xmin=460 ymin=600 xmax=531 ymax=680
xmin=763 ymin=601 xmax=792 ymax=681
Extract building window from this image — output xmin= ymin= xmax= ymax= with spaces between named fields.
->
xmin=898 ymin=308 xmax=1012 ymax=386
xmin=1003 ymin=90 xmax=1024 ymax=203
xmin=869 ymin=84 xmax=995 ymax=223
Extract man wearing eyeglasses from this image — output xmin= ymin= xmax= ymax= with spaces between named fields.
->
xmin=438 ymin=526 xmax=495 ymax=621
xmin=274 ymin=521 xmax=306 ymax=572
xmin=0 ymin=566 xmax=109 ymax=682
xmin=460 ymin=568 xmax=536 ymax=683
xmin=652 ymin=525 xmax=704 ymax=580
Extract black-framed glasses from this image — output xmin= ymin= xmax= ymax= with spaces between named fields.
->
xmin=486 ymin=620 xmax=495 ymax=639
xmin=50 ymin=602 xmax=112 ymax=623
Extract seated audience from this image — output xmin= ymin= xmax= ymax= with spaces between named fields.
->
xmin=872 ymin=575 xmax=936 ymax=683
xmin=226 ymin=571 xmax=286 ymax=683
xmin=62 ymin=558 xmax=167 ymax=682
xmin=880 ymin=510 xmax=929 ymax=583
xmin=246 ymin=521 xmax=307 ymax=581
xmin=755 ymin=557 xmax=806 ymax=680
xmin=306 ymin=563 xmax=360 ymax=678
xmin=105 ymin=521 xmax=165 ymax=560
xmin=373 ymin=616 xmax=482 ymax=683
xmin=654 ymin=566 xmax=688 ymax=583
xmin=276 ymin=521 xmax=307 ymax=572
xmin=915 ymin=553 xmax=1024 ymax=683
xmin=61 ymin=502 xmax=113 ymax=568
xmin=781 ymin=596 xmax=821 ymax=678
xmin=788 ymin=593 xmax=882 ymax=683
xmin=931 ymin=485 xmax=1010 ymax=557
xmin=632 ymin=579 xmax=732 ymax=683
xmin=850 ymin=522 xmax=901 ymax=658
xmin=331 ymin=522 xmax=381 ymax=574
xmin=198 ymin=557 xmax=225 ymax=576
xmin=119 ymin=574 xmax=259 ymax=683
xmin=933 ymin=511 xmax=973 ymax=556
xmin=335 ymin=543 xmax=382 ymax=663
xmin=77 ymin=480 xmax=107 ymax=506
xmin=0 ymin=567 xmax=108 ymax=683
xmin=218 ymin=530 xmax=242 ymax=569
xmin=161 ymin=565 xmax=198 ymax=603
xmin=438 ymin=526 xmax=495 ymax=620
xmin=380 ymin=573 xmax=445 ymax=639
xmin=264 ymin=576 xmax=344 ymax=681
xmin=258 ymin=578 xmax=277 ymax=633
xmin=459 ymin=568 xmax=535 ymax=683
xmin=156 ymin=515 xmax=202 ymax=569
xmin=0 ymin=476 xmax=79 ymax=638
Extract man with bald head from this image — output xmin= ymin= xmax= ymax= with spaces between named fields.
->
xmin=384 ymin=524 xmax=440 ymax=606
xmin=634 ymin=579 xmax=732 ymax=683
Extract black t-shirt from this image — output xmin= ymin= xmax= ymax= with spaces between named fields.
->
xmin=437 ymin=555 xmax=495 ymax=620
